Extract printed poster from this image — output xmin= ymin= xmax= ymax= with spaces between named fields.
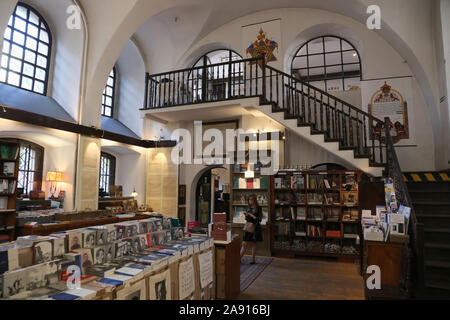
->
xmin=361 ymin=77 xmax=415 ymax=145
xmin=198 ymin=251 xmax=213 ymax=289
xmin=178 ymin=257 xmax=195 ymax=300
xmin=149 ymin=269 xmax=171 ymax=300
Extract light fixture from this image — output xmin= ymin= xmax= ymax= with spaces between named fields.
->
xmin=352 ymin=52 xmax=357 ymax=57
xmin=131 ymin=188 xmax=139 ymax=198
xmin=45 ymin=171 xmax=64 ymax=199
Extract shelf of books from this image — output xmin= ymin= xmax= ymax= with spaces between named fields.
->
xmin=271 ymin=170 xmax=361 ymax=259
xmin=229 ymin=162 xmax=271 ymax=256
xmin=0 ymin=141 xmax=20 ymax=242
xmin=230 ymin=163 xmax=270 ymax=226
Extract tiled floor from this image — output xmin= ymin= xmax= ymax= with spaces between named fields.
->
xmin=238 ymin=257 xmax=365 ymax=300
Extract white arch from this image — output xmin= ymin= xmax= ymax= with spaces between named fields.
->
xmin=83 ymin=0 xmax=441 ymax=167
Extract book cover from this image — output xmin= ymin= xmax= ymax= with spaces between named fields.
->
xmin=67 ymin=232 xmax=82 ymax=251
xmin=33 ymin=240 xmax=53 ymax=264
xmin=246 ymin=178 xmax=254 ymax=189
xmin=82 ymin=230 xmax=97 ymax=249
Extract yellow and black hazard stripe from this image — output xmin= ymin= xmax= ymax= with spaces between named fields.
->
xmin=403 ymin=172 xmax=450 ymax=182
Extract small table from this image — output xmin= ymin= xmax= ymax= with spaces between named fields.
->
xmin=214 ymin=236 xmax=241 ymax=299
xmin=363 ymin=240 xmax=411 ymax=299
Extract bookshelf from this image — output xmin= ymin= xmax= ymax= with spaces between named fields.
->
xmin=0 ymin=140 xmax=20 ymax=242
xmin=271 ymin=170 xmax=361 ymax=259
xmin=229 ymin=163 xmax=271 ymax=256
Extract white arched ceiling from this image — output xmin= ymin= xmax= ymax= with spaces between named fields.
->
xmin=55 ymin=0 xmax=442 ymax=168
xmin=133 ymin=4 xmax=212 ymax=73
xmin=115 ymin=39 xmax=145 ymax=137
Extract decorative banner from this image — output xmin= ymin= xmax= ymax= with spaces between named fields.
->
xmin=178 ymin=257 xmax=195 ymax=300
xmin=361 ymin=78 xmax=415 ymax=145
xmin=198 ymin=250 xmax=213 ymax=289
xmin=149 ymin=269 xmax=171 ymax=300
xmin=242 ymin=19 xmax=281 ymax=68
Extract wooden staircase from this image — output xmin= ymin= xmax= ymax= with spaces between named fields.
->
xmin=408 ymin=180 xmax=450 ymax=299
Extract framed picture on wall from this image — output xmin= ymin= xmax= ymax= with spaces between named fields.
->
xmin=194 ymin=120 xmax=239 ymax=161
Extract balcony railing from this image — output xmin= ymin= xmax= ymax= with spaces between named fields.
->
xmin=144 ymin=57 xmax=264 ymax=108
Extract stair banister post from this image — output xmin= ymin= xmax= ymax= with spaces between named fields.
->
xmin=228 ymin=59 xmax=232 ymax=99
xmin=144 ymin=72 xmax=150 ymax=109
xmin=260 ymin=54 xmax=266 ymax=100
xmin=202 ymin=56 xmax=207 ymax=102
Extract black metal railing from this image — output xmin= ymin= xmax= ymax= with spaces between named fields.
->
xmin=385 ymin=119 xmax=424 ymax=297
xmin=263 ymin=64 xmax=386 ymax=165
xmin=144 ymin=57 xmax=264 ymax=108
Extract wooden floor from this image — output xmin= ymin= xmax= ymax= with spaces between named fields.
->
xmin=238 ymin=257 xmax=365 ymax=300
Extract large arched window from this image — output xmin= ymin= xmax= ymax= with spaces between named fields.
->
xmin=99 ymin=152 xmax=116 ymax=194
xmin=190 ymin=49 xmax=243 ymax=101
xmin=0 ymin=3 xmax=52 ymax=95
xmin=193 ymin=49 xmax=242 ymax=69
xmin=291 ymin=36 xmax=361 ymax=92
xmin=102 ymin=67 xmax=116 ymax=117
xmin=1 ymin=138 xmax=44 ymax=196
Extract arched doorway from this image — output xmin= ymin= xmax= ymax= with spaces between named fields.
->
xmin=195 ymin=166 xmax=230 ymax=227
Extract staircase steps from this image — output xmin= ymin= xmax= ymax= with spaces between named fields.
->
xmin=423 ymin=278 xmax=450 ymax=299
xmin=424 ymin=260 xmax=450 ymax=293
xmin=413 ymin=202 xmax=450 ymax=215
xmin=417 ymin=214 xmax=450 ymax=228
xmin=423 ymin=227 xmax=450 ymax=243
xmin=424 ymin=242 xmax=450 ymax=263
xmin=409 ymin=191 xmax=450 ymax=203
xmin=407 ymin=182 xmax=450 ymax=192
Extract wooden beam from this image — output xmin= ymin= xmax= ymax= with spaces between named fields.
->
xmin=0 ymin=105 xmax=177 ymax=149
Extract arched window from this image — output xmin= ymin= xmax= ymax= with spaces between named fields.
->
xmin=99 ymin=152 xmax=116 ymax=194
xmin=291 ymin=36 xmax=361 ymax=92
xmin=1 ymin=138 xmax=44 ymax=196
xmin=102 ymin=67 xmax=116 ymax=117
xmin=0 ymin=3 xmax=52 ymax=95
xmin=193 ymin=49 xmax=242 ymax=68
xmin=190 ymin=49 xmax=243 ymax=101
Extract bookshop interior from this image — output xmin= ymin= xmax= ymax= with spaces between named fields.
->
xmin=0 ymin=0 xmax=449 ymax=301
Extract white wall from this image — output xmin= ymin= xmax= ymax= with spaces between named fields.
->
xmin=100 ymin=142 xmax=147 ymax=206
xmin=115 ymin=40 xmax=146 ymax=137
xmin=436 ymin=0 xmax=450 ymax=169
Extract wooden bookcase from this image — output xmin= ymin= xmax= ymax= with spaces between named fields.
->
xmin=229 ymin=163 xmax=271 ymax=256
xmin=0 ymin=140 xmax=20 ymax=242
xmin=270 ymin=169 xmax=361 ymax=260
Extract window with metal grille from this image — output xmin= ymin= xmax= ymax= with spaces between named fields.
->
xmin=0 ymin=3 xmax=52 ymax=95
xmin=291 ymin=36 xmax=361 ymax=92
xmin=102 ymin=68 xmax=116 ymax=117
xmin=99 ymin=152 xmax=116 ymax=194
xmin=17 ymin=141 xmax=43 ymax=195
xmin=191 ymin=49 xmax=243 ymax=101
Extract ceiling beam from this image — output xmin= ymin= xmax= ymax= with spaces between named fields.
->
xmin=0 ymin=105 xmax=177 ymax=149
